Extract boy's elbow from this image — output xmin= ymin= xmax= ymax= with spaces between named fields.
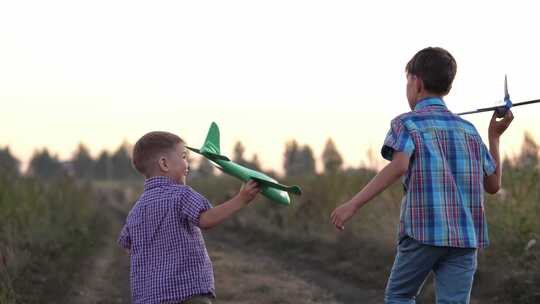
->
xmin=198 ymin=215 xmax=215 ymax=230
xmin=485 ymin=185 xmax=500 ymax=194
xmin=392 ymin=160 xmax=409 ymax=176
xmin=484 ymin=180 xmax=501 ymax=194
xmin=397 ymin=164 xmax=409 ymax=175
xmin=198 ymin=220 xmax=209 ymax=230
xmin=391 ymin=151 xmax=410 ymax=176
xmin=198 ymin=222 xmax=213 ymax=230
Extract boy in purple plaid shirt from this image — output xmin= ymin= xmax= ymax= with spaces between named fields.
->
xmin=331 ymin=47 xmax=514 ymax=303
xmin=118 ymin=131 xmax=260 ymax=304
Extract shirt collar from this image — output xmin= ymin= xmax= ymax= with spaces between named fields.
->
xmin=414 ymin=97 xmax=447 ymax=111
xmin=144 ymin=176 xmax=177 ymax=191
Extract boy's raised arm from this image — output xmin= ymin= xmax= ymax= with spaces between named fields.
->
xmin=484 ymin=110 xmax=514 ymax=194
xmin=330 ymin=151 xmax=410 ymax=230
xmin=199 ymin=180 xmax=260 ymax=230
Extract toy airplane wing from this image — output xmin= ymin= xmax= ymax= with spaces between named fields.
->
xmin=186 ymin=147 xmax=230 ymax=161
xmin=187 ymin=122 xmax=302 ymax=205
xmin=458 ymin=75 xmax=540 ymax=116
xmin=250 ymin=176 xmax=302 ymax=195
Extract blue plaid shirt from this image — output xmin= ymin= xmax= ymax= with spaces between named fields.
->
xmin=381 ymin=97 xmax=496 ymax=248
xmin=118 ymin=176 xmax=215 ymax=304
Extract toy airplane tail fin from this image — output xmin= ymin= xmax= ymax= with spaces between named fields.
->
xmin=201 ymin=122 xmax=221 ymax=155
xmin=187 ymin=122 xmax=231 ymax=161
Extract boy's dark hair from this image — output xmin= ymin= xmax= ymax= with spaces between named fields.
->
xmin=406 ymin=47 xmax=457 ymax=95
xmin=132 ymin=131 xmax=184 ymax=176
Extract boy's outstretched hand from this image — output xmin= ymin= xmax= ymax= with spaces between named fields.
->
xmin=489 ymin=109 xmax=514 ymax=139
xmin=484 ymin=109 xmax=514 ymax=194
xmin=329 ymin=151 xmax=411 ymax=231
xmin=237 ymin=180 xmax=261 ymax=204
xmin=331 ymin=201 xmax=357 ymax=231
xmin=199 ymin=180 xmax=260 ymax=230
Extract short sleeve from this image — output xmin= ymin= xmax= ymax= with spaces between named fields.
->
xmin=381 ymin=118 xmax=415 ymax=161
xmin=117 ymin=224 xmax=131 ymax=250
xmin=180 ymin=187 xmax=213 ymax=227
xmin=482 ymin=143 xmax=496 ymax=176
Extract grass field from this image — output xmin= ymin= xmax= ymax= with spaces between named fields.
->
xmin=190 ymin=155 xmax=539 ymax=303
xmin=0 ymin=175 xmax=102 ymax=303
xmin=0 ymin=138 xmax=538 ymax=303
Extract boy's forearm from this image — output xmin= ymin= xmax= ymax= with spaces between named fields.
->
xmin=485 ymin=110 xmax=513 ymax=193
xmin=330 ymin=151 xmax=408 ymax=230
xmin=489 ymin=136 xmax=501 ymax=178
xmin=485 ymin=136 xmax=502 ymax=193
xmin=350 ymin=160 xmax=406 ymax=209
xmin=198 ymin=196 xmax=246 ymax=229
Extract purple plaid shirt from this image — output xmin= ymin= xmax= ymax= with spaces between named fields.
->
xmin=118 ymin=176 xmax=215 ymax=304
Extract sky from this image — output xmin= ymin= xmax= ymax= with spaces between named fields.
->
xmin=1 ymin=0 xmax=539 ymax=173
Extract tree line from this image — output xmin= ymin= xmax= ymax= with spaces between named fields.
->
xmin=0 ymin=142 xmax=139 ymax=181
xmin=1 ymin=133 xmax=538 ymax=181
xmin=0 ymin=138 xmax=348 ymax=180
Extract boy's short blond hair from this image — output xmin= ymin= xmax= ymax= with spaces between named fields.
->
xmin=132 ymin=131 xmax=184 ymax=177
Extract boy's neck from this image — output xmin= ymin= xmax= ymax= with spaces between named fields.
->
xmin=145 ymin=173 xmax=184 ymax=185
xmin=413 ymin=92 xmax=444 ymax=107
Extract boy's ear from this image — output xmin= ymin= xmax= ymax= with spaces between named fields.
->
xmin=415 ymin=77 xmax=424 ymax=94
xmin=158 ymin=156 xmax=169 ymax=172
xmin=442 ymin=83 xmax=452 ymax=96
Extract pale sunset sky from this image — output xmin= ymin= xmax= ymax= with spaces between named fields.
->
xmin=1 ymin=1 xmax=539 ymax=172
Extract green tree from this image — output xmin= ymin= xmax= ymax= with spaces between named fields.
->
xmin=516 ymin=132 xmax=539 ymax=168
xmin=322 ymin=138 xmax=343 ymax=173
xmin=0 ymin=146 xmax=20 ymax=175
xmin=283 ymin=140 xmax=316 ymax=176
xmin=232 ymin=141 xmax=250 ymax=167
xmin=232 ymin=141 xmax=263 ymax=171
xmin=27 ymin=149 xmax=64 ymax=179
xmin=196 ymin=158 xmax=215 ymax=177
xmin=94 ymin=151 xmax=113 ymax=180
xmin=111 ymin=142 xmax=139 ymax=180
xmin=71 ymin=143 xmax=94 ymax=180
xmin=283 ymin=140 xmax=300 ymax=176
xmin=250 ymin=154 xmax=262 ymax=172
xmin=300 ymin=145 xmax=316 ymax=175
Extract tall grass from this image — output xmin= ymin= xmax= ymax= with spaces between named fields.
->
xmin=0 ymin=174 xmax=100 ymax=303
xmin=484 ymin=162 xmax=540 ymax=303
xmin=1 ymin=133 xmax=537 ymax=303
xmin=190 ymin=160 xmax=539 ymax=303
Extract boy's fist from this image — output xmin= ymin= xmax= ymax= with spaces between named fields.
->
xmin=237 ymin=180 xmax=260 ymax=204
xmin=489 ymin=109 xmax=514 ymax=139
xmin=330 ymin=201 xmax=357 ymax=231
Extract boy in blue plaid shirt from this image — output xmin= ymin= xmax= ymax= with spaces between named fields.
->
xmin=331 ymin=47 xmax=514 ymax=303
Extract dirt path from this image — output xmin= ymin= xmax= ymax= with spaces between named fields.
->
xmin=63 ymin=187 xmax=379 ymax=304
xmin=64 ymin=189 xmax=131 ymax=304
xmin=206 ymin=231 xmax=381 ymax=304
xmin=207 ymin=238 xmax=340 ymax=304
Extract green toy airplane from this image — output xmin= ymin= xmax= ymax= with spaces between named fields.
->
xmin=187 ymin=122 xmax=302 ymax=205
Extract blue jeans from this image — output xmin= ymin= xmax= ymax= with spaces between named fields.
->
xmin=385 ymin=237 xmax=477 ymax=304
